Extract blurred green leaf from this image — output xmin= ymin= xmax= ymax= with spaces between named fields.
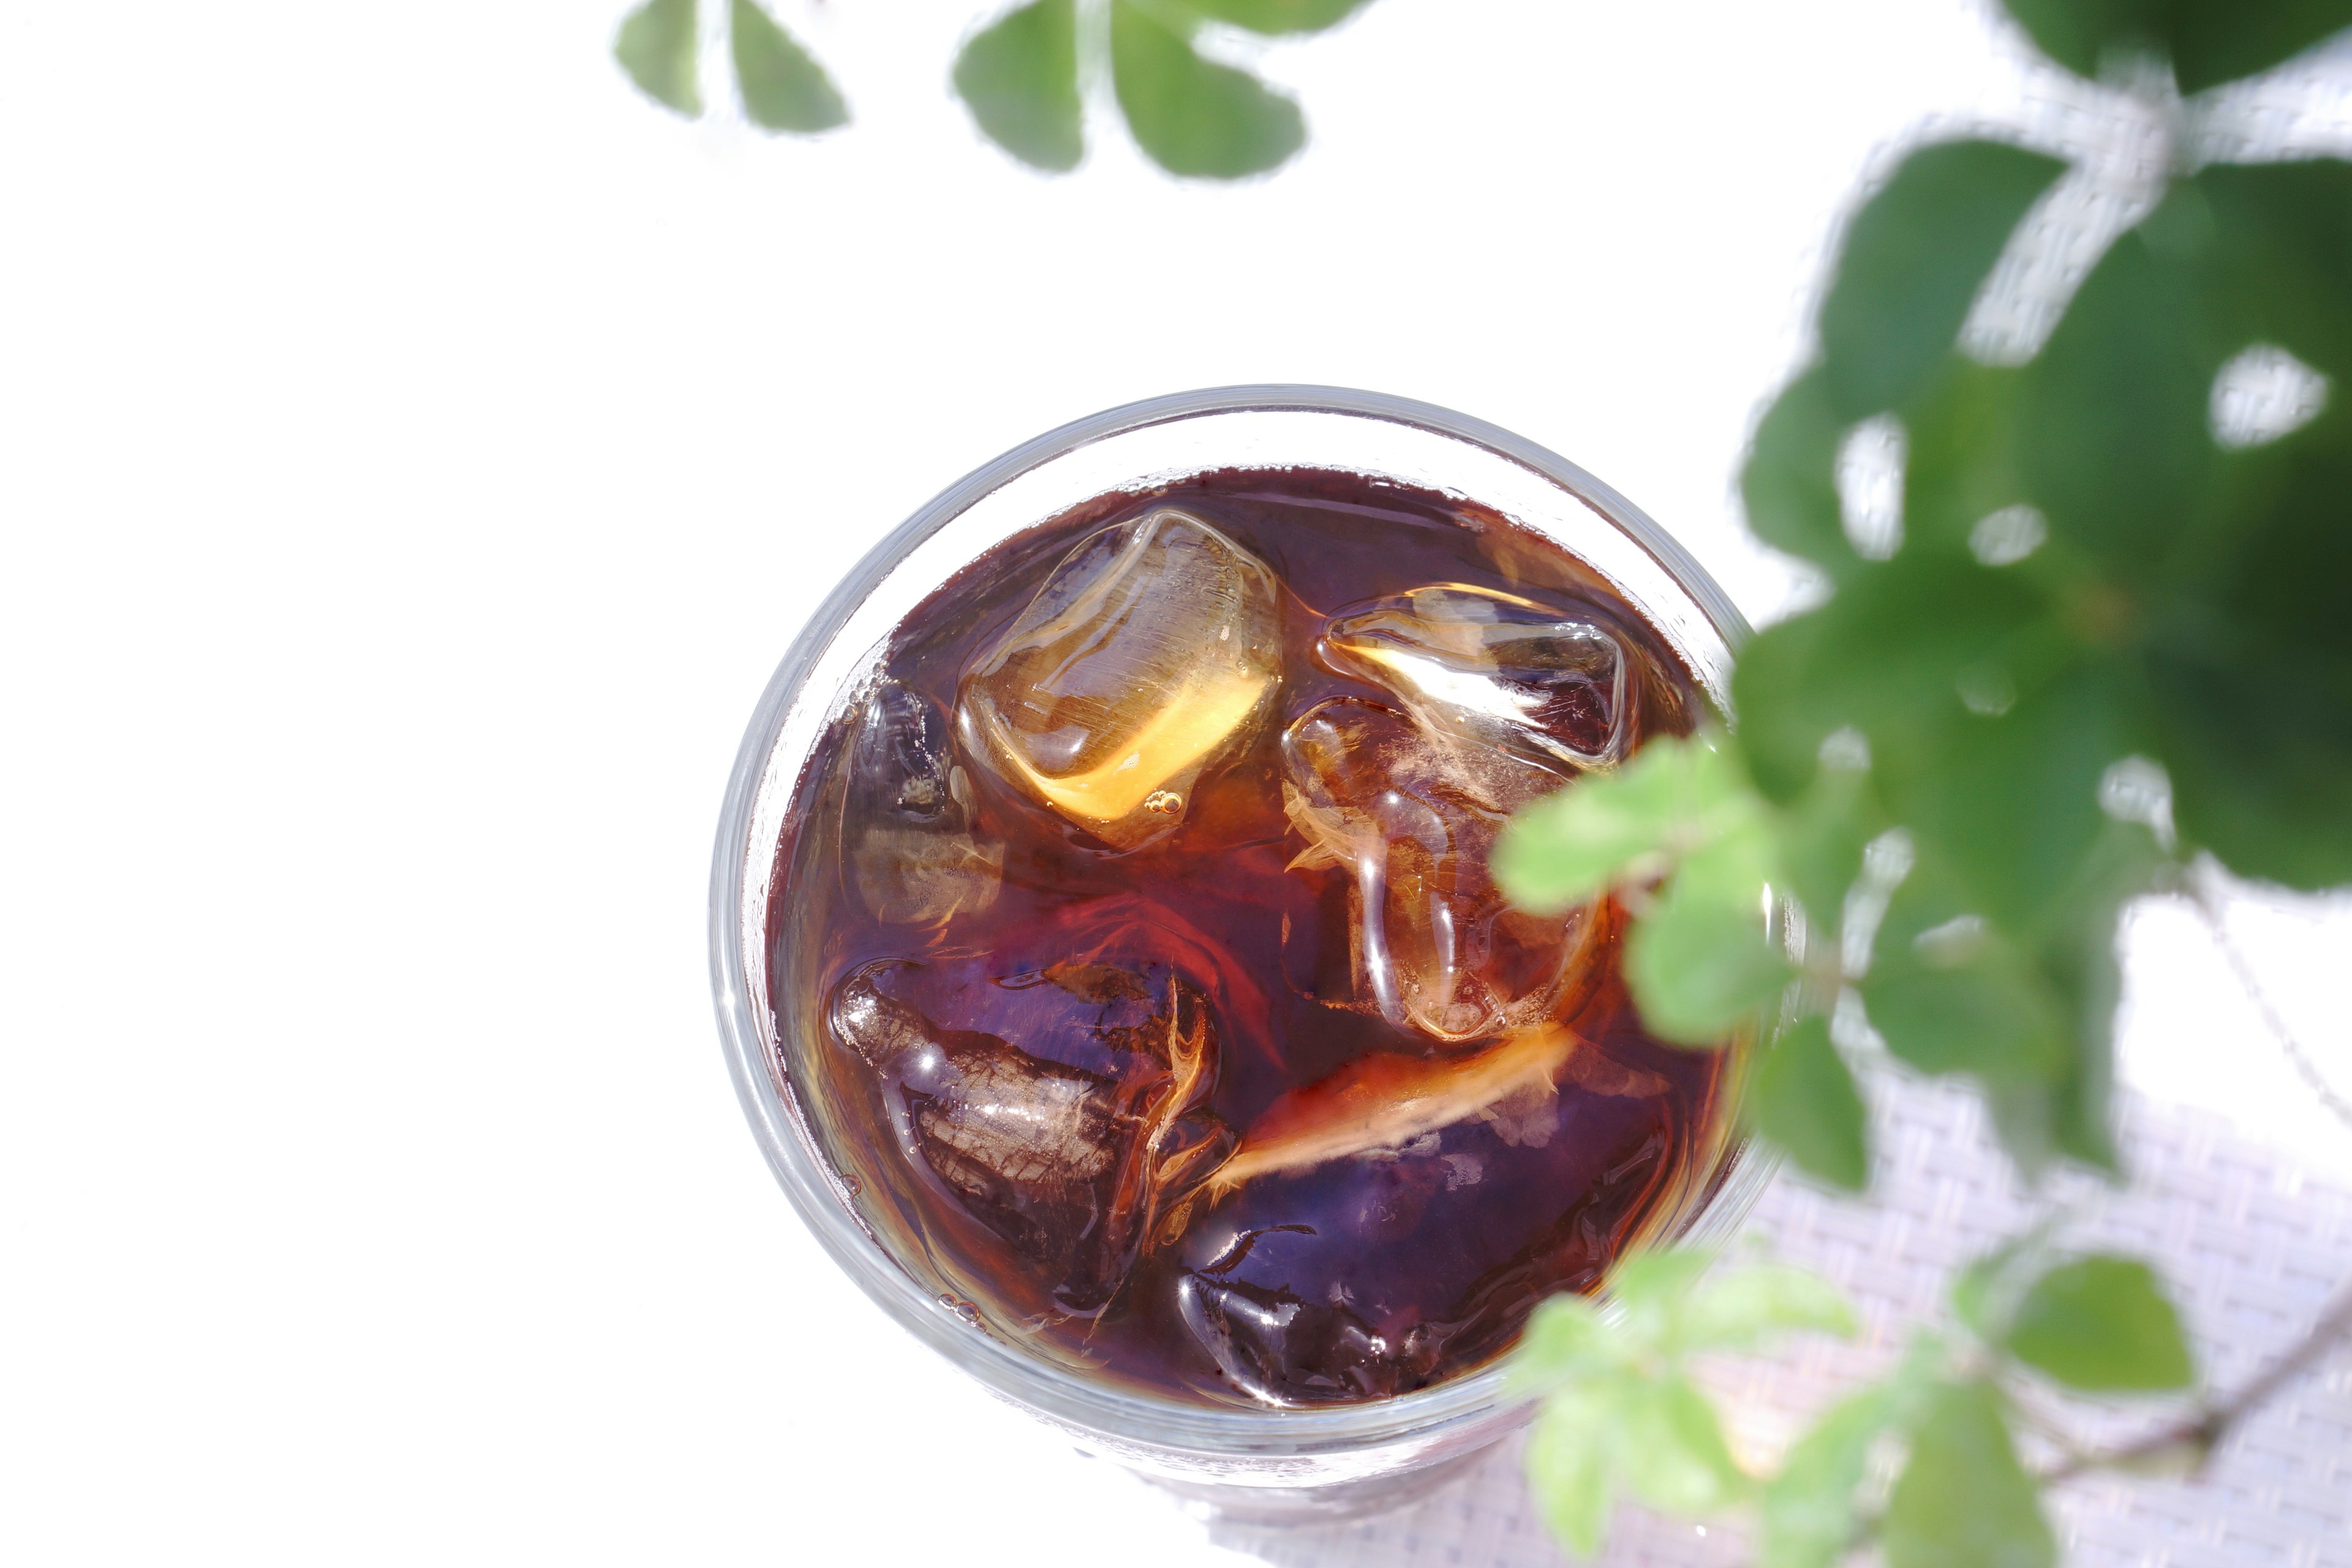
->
xmin=2197 ymin=160 xmax=2352 ymax=379
xmin=1884 ymin=655 xmax=2149 ymax=933
xmin=1819 ymin=140 xmax=2067 ymax=420
xmin=731 ymin=0 xmax=846 ymax=132
xmin=1619 ymin=1376 xmax=1752 ymax=1513
xmin=1759 ymin=1384 xmax=1898 ymax=1568
xmin=1883 ymin=1381 xmax=2056 ymax=1568
xmin=1181 ymin=0 xmax=1375 ymax=34
xmin=1625 ymin=825 xmax=1793 ymax=1045
xmin=2018 ymin=227 xmax=2222 ymax=579
xmin=1110 ymin=0 xmax=1305 ymax=178
xmin=1512 ymin=1292 xmax=1623 ymax=1392
xmin=1775 ymin=753 xmax=1880 ymax=934
xmin=2003 ymin=1254 xmax=2195 ymax=1392
xmin=1681 ymin=1262 xmax=1859 ymax=1352
xmin=1863 ymin=858 xmax=2069 ymax=1084
xmin=954 ymin=0 xmax=1083 ymax=171
xmin=1898 ymin=359 xmax=2035 ymax=558
xmin=1743 ymin=367 xmax=1863 ymax=579
xmin=1527 ymin=1382 xmax=1621 ymax=1558
xmin=1496 ymin=733 xmax=1749 ymax=910
xmin=615 ymin=0 xmax=701 ymax=115
xmin=1607 ymin=1247 xmax=1717 ymax=1343
xmin=1732 ymin=552 xmax=2047 ymax=803
xmin=2166 ymin=1 xmax=2352 ymax=94
xmin=1754 ymin=1016 xmax=1870 ymax=1191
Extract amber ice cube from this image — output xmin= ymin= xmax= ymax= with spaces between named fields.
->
xmin=957 ymin=508 xmax=1282 ymax=851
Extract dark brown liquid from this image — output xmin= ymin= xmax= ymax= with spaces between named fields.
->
xmin=770 ymin=467 xmax=1728 ymax=1408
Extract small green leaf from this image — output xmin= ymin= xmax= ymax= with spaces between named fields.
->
xmin=615 ymin=0 xmax=701 ymax=116
xmin=1180 ymin=0 xmax=1374 ymax=34
xmin=1618 ymin=1376 xmax=1752 ymax=1514
xmin=1743 ymin=366 xmax=1863 ymax=580
xmin=1510 ymin=1292 xmax=1623 ymax=1392
xmin=2003 ymin=1254 xmax=2195 ymax=1392
xmin=1607 ymin=1246 xmax=1717 ymax=1348
xmin=954 ymin=0 xmax=1083 ymax=171
xmin=1861 ymin=852 xmax=2071 ymax=1087
xmin=1995 ymin=0 xmax=2154 ymax=81
xmin=1527 ymin=1382 xmax=1621 ymax=1558
xmin=1758 ymin=1384 xmax=1898 ymax=1568
xmin=1819 ymin=140 xmax=2067 ymax=420
xmin=1681 ymin=1262 xmax=1859 ymax=1352
xmin=731 ymin=0 xmax=846 ymax=132
xmin=2197 ymin=160 xmax=2352 ymax=380
xmin=1624 ymin=826 xmax=1793 ymax=1046
xmin=1496 ymin=734 xmax=1747 ymax=910
xmin=1110 ymin=0 xmax=1305 ymax=178
xmin=1882 ymin=1381 xmax=2056 ymax=1568
xmin=1753 ymin=1016 xmax=1870 ymax=1191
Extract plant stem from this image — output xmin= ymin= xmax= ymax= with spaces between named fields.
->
xmin=2040 ymin=1275 xmax=2352 ymax=1485
xmin=2193 ymin=884 xmax=2352 ymax=1134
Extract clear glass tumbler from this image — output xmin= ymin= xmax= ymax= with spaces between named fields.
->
xmin=709 ymin=386 xmax=1776 ymax=1524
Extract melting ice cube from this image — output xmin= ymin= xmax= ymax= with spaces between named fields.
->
xmin=957 ymin=508 xmax=1281 ymax=851
xmin=842 ymin=681 xmax=1003 ymax=925
xmin=1281 ymin=698 xmax=1606 ymax=1044
xmin=827 ymin=963 xmax=1232 ymax=1313
xmin=1320 ymin=584 xmax=1629 ymax=771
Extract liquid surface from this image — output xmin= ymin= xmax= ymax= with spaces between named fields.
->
xmin=771 ymin=467 xmax=1727 ymax=1408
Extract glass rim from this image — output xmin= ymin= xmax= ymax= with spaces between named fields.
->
xmin=708 ymin=384 xmax=1776 ymax=1460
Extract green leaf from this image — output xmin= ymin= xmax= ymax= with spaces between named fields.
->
xmin=1180 ymin=0 xmax=1374 ymax=34
xmin=1607 ymin=1246 xmax=1717 ymax=1348
xmin=954 ymin=0 xmax=1083 ymax=171
xmin=1527 ymin=1382 xmax=1621 ymax=1558
xmin=2196 ymin=160 xmax=2352 ymax=380
xmin=1759 ymin=1384 xmax=1898 ymax=1568
xmin=1861 ymin=856 xmax=2070 ymax=1085
xmin=1681 ymin=1262 xmax=1859 ymax=1352
xmin=2166 ymin=1 xmax=2352 ymax=94
xmin=1819 ymin=140 xmax=2068 ymax=420
xmin=1511 ymin=1292 xmax=1624 ymax=1392
xmin=1110 ymin=0 xmax=1305 ymax=178
xmin=1625 ymin=825 xmax=1793 ymax=1045
xmin=1743 ymin=366 xmax=1862 ymax=579
xmin=1882 ymin=1381 xmax=2056 ymax=1568
xmin=1496 ymin=733 xmax=1747 ymax=910
xmin=1732 ymin=551 xmax=2048 ymax=803
xmin=1996 ymin=0 xmax=2157 ymax=80
xmin=731 ymin=0 xmax=846 ymax=132
xmin=1618 ymin=1376 xmax=1752 ymax=1514
xmin=615 ymin=0 xmax=701 ymax=116
xmin=1884 ymin=655 xmax=2150 ymax=933
xmin=2003 ymin=1254 xmax=2195 ymax=1392
xmin=2018 ymin=225 xmax=2223 ymax=579
xmin=1753 ymin=1016 xmax=1870 ymax=1191
xmin=1774 ymin=753 xmax=1880 ymax=935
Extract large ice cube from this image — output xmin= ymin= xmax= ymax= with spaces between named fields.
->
xmin=957 ymin=508 xmax=1281 ymax=851
xmin=1281 ymin=698 xmax=1606 ymax=1044
xmin=1319 ymin=585 xmax=1630 ymax=771
xmin=843 ymin=681 xmax=1003 ymax=926
xmin=827 ymin=962 xmax=1232 ymax=1313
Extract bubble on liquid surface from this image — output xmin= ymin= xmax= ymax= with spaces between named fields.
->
xmin=957 ymin=508 xmax=1281 ymax=851
xmin=827 ymin=960 xmax=1232 ymax=1314
xmin=1281 ymin=698 xmax=1608 ymax=1045
xmin=843 ymin=682 xmax=1003 ymax=925
xmin=1319 ymin=584 xmax=1630 ymax=771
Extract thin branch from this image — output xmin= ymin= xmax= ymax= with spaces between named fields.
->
xmin=2040 ymin=1276 xmax=2352 ymax=1485
xmin=2193 ymin=888 xmax=2352 ymax=1135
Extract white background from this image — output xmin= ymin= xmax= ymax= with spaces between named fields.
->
xmin=4 ymin=1 xmax=2347 ymax=1562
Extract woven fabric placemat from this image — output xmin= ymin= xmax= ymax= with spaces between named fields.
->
xmin=1208 ymin=1078 xmax=2352 ymax=1568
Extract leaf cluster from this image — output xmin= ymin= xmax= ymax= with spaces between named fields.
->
xmin=615 ymin=0 xmax=1376 ymax=178
xmin=1517 ymin=1243 xmax=2196 ymax=1567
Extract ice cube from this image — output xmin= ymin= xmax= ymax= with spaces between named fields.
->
xmin=957 ymin=508 xmax=1282 ymax=851
xmin=1281 ymin=699 xmax=1607 ymax=1044
xmin=843 ymin=682 xmax=1003 ymax=925
xmin=1319 ymin=584 xmax=1630 ymax=771
xmin=827 ymin=963 xmax=1232 ymax=1313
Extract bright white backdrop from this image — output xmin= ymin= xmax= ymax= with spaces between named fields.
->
xmin=3 ymin=2 xmax=2347 ymax=1562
